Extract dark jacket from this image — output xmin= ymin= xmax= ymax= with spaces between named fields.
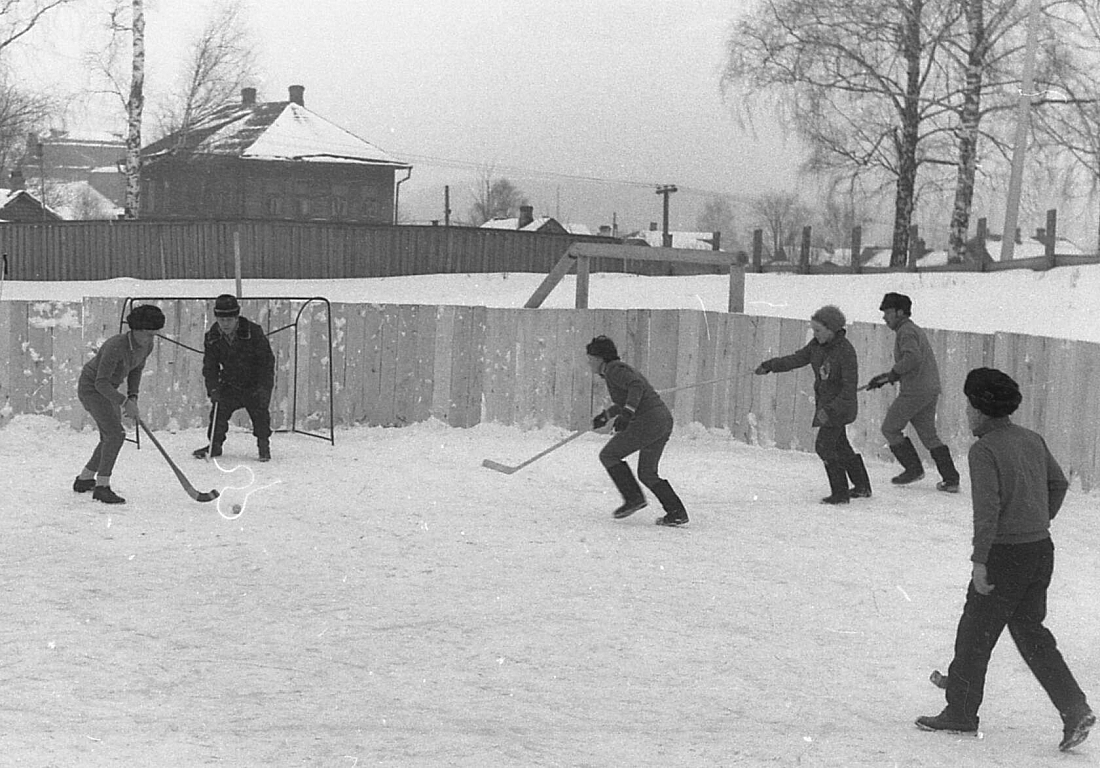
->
xmin=202 ymin=316 xmax=275 ymax=398
xmin=762 ymin=329 xmax=858 ymax=427
xmin=968 ymin=417 xmax=1069 ymax=564
xmin=600 ymin=360 xmax=669 ymax=420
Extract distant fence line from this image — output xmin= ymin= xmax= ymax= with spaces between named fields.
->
xmin=0 ymin=220 xmax=725 ymax=282
xmin=1 ymin=218 xmax=1097 ymax=282
xmin=3 ymin=298 xmax=1098 ymax=491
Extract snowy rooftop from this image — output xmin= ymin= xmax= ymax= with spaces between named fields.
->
xmin=143 ymin=95 xmax=410 ymax=169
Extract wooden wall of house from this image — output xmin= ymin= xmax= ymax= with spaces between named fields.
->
xmin=140 ymin=160 xmax=398 ymax=224
xmin=3 ymin=298 xmax=1099 ymax=491
xmin=0 ymin=220 xmax=703 ymax=281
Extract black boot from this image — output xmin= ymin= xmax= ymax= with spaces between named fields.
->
xmin=606 ymin=463 xmax=647 ymax=519
xmin=651 ymin=479 xmax=689 ymax=527
xmin=73 ymin=476 xmax=96 ymax=493
xmin=846 ymin=454 xmax=872 ymax=498
xmin=889 ymin=437 xmax=925 ymax=485
xmin=92 ymin=485 xmax=126 ymax=504
xmin=930 ymin=445 xmax=960 ymax=493
xmin=821 ymin=462 xmax=850 ymax=504
xmin=258 ymin=438 xmax=271 ymax=462
xmin=193 ymin=444 xmax=222 ymax=459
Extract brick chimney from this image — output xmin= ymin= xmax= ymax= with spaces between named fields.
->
xmin=518 ymin=205 xmax=534 ymax=229
xmin=241 ymin=87 xmax=257 ymax=106
xmin=9 ymin=168 xmax=24 ymax=190
xmin=288 ymin=85 xmax=305 ymax=106
xmin=649 ymin=222 xmax=658 ymax=231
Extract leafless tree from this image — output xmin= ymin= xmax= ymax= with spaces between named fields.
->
xmin=751 ymin=191 xmax=809 ymax=261
xmin=468 ymin=169 xmax=528 ymax=225
xmin=695 ymin=196 xmax=738 ymax=250
xmin=0 ymin=79 xmax=53 ymax=177
xmin=151 ymin=0 xmax=258 ymax=144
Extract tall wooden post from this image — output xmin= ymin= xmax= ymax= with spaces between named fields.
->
xmin=850 ymin=226 xmax=862 ymax=274
xmin=752 ymin=229 xmax=763 ymax=273
xmin=799 ymin=226 xmax=812 ymax=273
xmin=1045 ymin=208 xmax=1057 ymax=269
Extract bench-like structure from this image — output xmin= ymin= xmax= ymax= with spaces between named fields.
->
xmin=524 ymin=242 xmax=745 ymax=312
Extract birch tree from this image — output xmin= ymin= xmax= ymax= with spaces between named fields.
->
xmin=723 ymin=0 xmax=963 ymax=265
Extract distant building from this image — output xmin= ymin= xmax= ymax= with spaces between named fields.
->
xmin=479 ymin=205 xmax=580 ymax=235
xmin=19 ymin=129 xmax=126 ymax=210
xmin=0 ymin=172 xmax=61 ymax=222
xmin=622 ymin=222 xmax=721 ymax=250
xmin=139 ymin=85 xmax=412 ymax=223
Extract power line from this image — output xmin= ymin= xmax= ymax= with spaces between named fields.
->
xmin=389 ymin=151 xmax=753 ymax=202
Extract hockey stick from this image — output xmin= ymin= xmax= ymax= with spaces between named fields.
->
xmin=657 ymin=373 xmax=749 ymax=396
xmin=201 ymin=401 xmax=219 ymax=461
xmin=481 ymin=428 xmax=589 ymax=475
xmin=136 ymin=418 xmax=219 ymax=502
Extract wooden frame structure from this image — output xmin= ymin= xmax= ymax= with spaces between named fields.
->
xmin=524 ymin=242 xmax=745 ymax=312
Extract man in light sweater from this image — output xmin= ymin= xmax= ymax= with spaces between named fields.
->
xmin=73 ymin=304 xmax=164 ymax=504
xmin=866 ymin=292 xmax=961 ymax=492
xmin=916 ymin=367 xmax=1094 ymax=752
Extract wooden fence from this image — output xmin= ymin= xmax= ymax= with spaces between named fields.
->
xmin=3 ymin=298 xmax=1099 ymax=489
xmin=0 ymin=220 xmax=729 ymax=282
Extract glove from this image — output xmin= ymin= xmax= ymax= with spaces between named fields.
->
xmin=816 ymin=408 xmax=829 ymax=425
xmin=613 ymin=406 xmax=635 ymax=433
xmin=592 ymin=410 xmax=610 ymax=430
xmin=208 ymin=389 xmax=220 ymax=403
xmin=754 ymin=361 xmax=771 ymax=375
xmin=865 ymin=371 xmax=897 ymax=390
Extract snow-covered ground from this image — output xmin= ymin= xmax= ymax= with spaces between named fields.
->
xmin=1 ymin=267 xmax=1097 ymax=766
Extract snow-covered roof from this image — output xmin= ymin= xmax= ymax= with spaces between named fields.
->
xmin=479 ymin=216 xmax=579 ymax=234
xmin=143 ymin=100 xmax=410 ymax=169
xmin=0 ymin=187 xmax=62 ymax=219
xmin=46 ymin=181 xmax=122 ymax=220
xmin=622 ymin=230 xmax=719 ymax=249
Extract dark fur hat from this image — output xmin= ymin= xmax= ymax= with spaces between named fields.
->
xmin=964 ymin=367 xmax=1022 ymax=418
xmin=585 ymin=335 xmax=619 ymax=362
xmin=125 ymin=304 xmax=165 ymax=331
xmin=879 ymin=292 xmax=912 ymax=313
xmin=214 ymin=294 xmax=241 ymax=317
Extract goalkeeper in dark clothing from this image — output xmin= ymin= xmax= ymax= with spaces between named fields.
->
xmin=917 ymin=367 xmax=1093 ymax=753
xmin=586 ymin=335 xmax=688 ymax=527
xmin=193 ymin=294 xmax=275 ymax=461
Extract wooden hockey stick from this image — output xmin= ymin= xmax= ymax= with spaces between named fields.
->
xmin=137 ymin=418 xmax=220 ymax=502
xmin=481 ymin=428 xmax=589 ymax=475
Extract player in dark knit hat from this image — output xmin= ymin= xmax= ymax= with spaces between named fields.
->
xmin=72 ymin=304 xmax=165 ymax=504
xmin=586 ymin=335 xmax=688 ymax=526
xmin=193 ymin=294 xmax=275 ymax=461
xmin=866 ymin=292 xmax=961 ymax=493
xmin=917 ymin=367 xmax=1094 ymax=752
xmin=755 ymin=305 xmax=869 ymax=504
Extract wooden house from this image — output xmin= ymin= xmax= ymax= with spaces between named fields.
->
xmin=139 ymin=86 xmax=412 ymax=223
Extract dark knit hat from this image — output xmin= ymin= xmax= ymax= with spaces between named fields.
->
xmin=964 ymin=367 xmax=1022 ymax=418
xmin=214 ymin=294 xmax=241 ymax=317
xmin=585 ymin=335 xmax=620 ymax=362
xmin=810 ymin=305 xmax=846 ymax=333
xmin=125 ymin=304 xmax=165 ymax=331
xmin=879 ymin=292 xmax=912 ymax=313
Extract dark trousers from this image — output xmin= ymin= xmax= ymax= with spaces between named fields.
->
xmin=946 ymin=538 xmax=1088 ymax=722
xmin=77 ymin=386 xmax=126 ymax=478
xmin=206 ymin=390 xmax=272 ymax=447
xmin=815 ymin=425 xmax=856 ymax=466
xmin=598 ymin=407 xmax=673 ymax=490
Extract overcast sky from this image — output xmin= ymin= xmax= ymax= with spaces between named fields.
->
xmin=25 ymin=0 xmax=800 ymax=230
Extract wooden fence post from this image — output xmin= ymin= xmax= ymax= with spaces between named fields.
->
xmin=752 ymin=229 xmax=763 ymax=273
xmin=800 ymin=226 xmax=811 ymax=273
xmin=1045 ymin=208 xmax=1057 ymax=269
xmin=850 ymin=225 xmax=862 ymax=274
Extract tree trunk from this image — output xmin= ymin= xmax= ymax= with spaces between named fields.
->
xmin=123 ymin=0 xmax=145 ymax=220
xmin=891 ymin=0 xmax=923 ymax=267
xmin=948 ymin=0 xmax=985 ymax=264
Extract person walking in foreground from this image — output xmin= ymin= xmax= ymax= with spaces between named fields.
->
xmin=865 ymin=292 xmax=961 ymax=492
xmin=193 ymin=294 xmax=275 ymax=462
xmin=755 ymin=305 xmax=870 ymax=504
xmin=73 ymin=304 xmax=165 ymax=504
xmin=586 ymin=335 xmax=688 ymax=527
xmin=916 ymin=367 xmax=1093 ymax=752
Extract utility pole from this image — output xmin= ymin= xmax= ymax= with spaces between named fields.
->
xmin=444 ymin=185 xmax=451 ymax=227
xmin=656 ymin=185 xmax=677 ymax=248
xmin=1000 ymin=0 xmax=1043 ymax=262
